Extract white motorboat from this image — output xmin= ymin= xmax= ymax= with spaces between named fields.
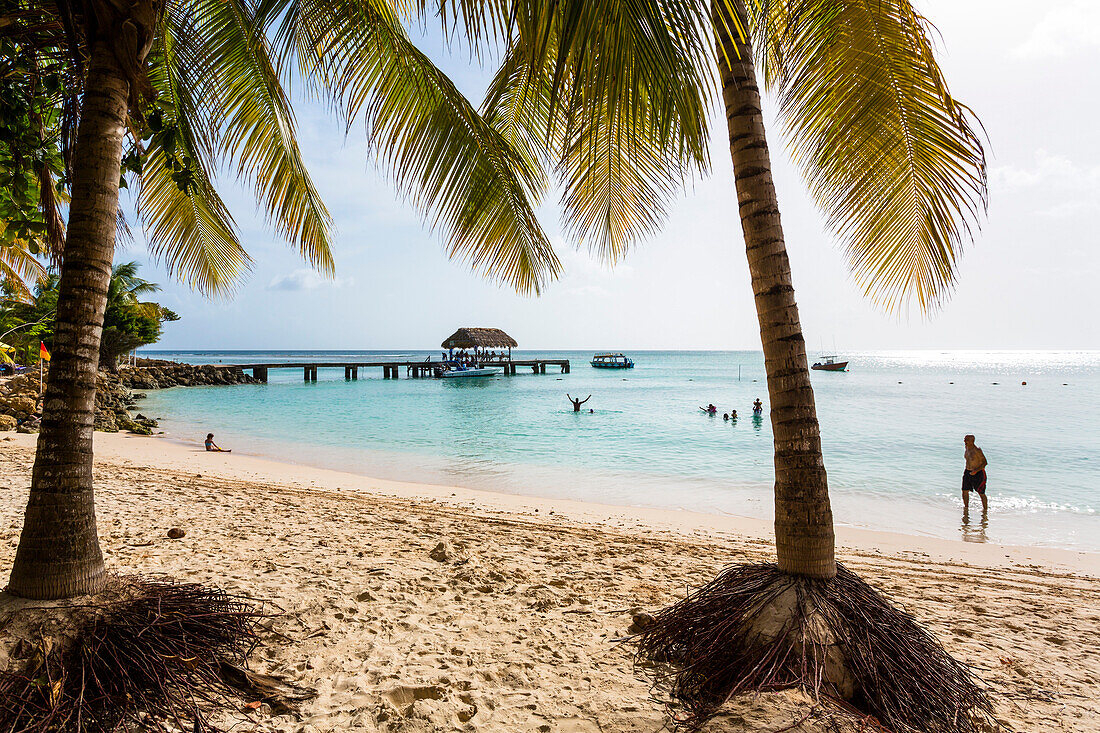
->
xmin=811 ymin=355 xmax=849 ymax=372
xmin=438 ymin=365 xmax=501 ymax=378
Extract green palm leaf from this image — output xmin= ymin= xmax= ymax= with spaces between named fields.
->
xmin=138 ymin=19 xmax=254 ymax=295
xmin=162 ymin=0 xmax=335 ymax=283
xmin=752 ymin=0 xmax=987 ymax=312
xmin=0 ymin=242 xmax=46 ymax=303
xmin=137 ymin=142 xmax=254 ymax=296
xmin=480 ymin=44 xmax=557 ymax=200
xmin=259 ymin=0 xmax=559 ymax=294
xmin=478 ymin=0 xmax=713 ymax=263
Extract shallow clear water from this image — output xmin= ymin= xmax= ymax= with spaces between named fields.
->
xmin=136 ymin=350 xmax=1100 ymax=551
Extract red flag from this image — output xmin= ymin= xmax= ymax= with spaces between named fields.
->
xmin=40 ymin=342 xmax=50 ymax=361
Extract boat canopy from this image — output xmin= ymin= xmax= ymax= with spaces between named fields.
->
xmin=591 ymin=353 xmax=633 ymax=365
xmin=441 ymin=327 xmax=518 ymax=350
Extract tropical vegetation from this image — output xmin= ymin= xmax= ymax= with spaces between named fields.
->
xmin=1 ymin=261 xmax=178 ymax=368
xmin=0 ymin=273 xmax=56 ymax=365
xmin=0 ymin=24 xmax=61 ymax=304
xmin=98 ymin=261 xmax=179 ymax=369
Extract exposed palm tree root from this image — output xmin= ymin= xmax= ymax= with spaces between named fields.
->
xmin=633 ymin=562 xmax=998 ymax=733
xmin=0 ymin=576 xmax=310 ymax=732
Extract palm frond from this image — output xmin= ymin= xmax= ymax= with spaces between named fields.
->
xmin=753 ymin=0 xmax=987 ymax=312
xmin=479 ymin=0 xmax=713 ymax=263
xmin=264 ymin=0 xmax=560 ymax=294
xmin=168 ymin=0 xmax=335 ymax=276
xmin=110 ymin=261 xmax=161 ymax=297
xmin=480 ymin=43 xmax=557 ymax=199
xmin=557 ymin=88 xmax=701 ymax=263
xmin=34 ymin=157 xmax=65 ymax=262
xmin=138 ymin=18 xmax=254 ymax=295
xmin=0 ymin=242 xmax=47 ymax=303
xmin=137 ymin=143 xmax=254 ymax=295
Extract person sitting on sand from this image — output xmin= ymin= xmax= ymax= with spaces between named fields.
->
xmin=205 ymin=433 xmax=231 ymax=453
xmin=753 ymin=398 xmax=763 ymax=413
xmin=568 ymin=394 xmax=591 ymax=412
xmin=962 ymin=434 xmax=988 ymax=513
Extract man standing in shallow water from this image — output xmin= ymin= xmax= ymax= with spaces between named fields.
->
xmin=962 ymin=434 xmax=988 ymax=513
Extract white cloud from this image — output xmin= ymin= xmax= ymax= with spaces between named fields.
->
xmin=1013 ymin=1 xmax=1100 ymax=58
xmin=267 ymin=269 xmax=353 ymax=291
xmin=1035 ymin=200 xmax=1095 ymax=219
xmin=551 ymin=240 xmax=637 ymax=298
xmin=990 ymin=150 xmax=1100 ymax=219
xmin=556 ymin=240 xmax=635 ymax=281
xmin=990 ymin=149 xmax=1100 ymax=191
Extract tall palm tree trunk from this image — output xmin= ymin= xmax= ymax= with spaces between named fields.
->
xmin=715 ymin=2 xmax=835 ymax=579
xmin=7 ymin=40 xmax=131 ymax=600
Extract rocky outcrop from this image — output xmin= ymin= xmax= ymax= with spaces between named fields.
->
xmin=1 ymin=370 xmax=148 ymax=434
xmin=93 ymin=370 xmax=142 ymax=433
xmin=0 ymin=374 xmax=44 ymax=429
xmin=0 ymin=359 xmax=250 ymax=434
xmin=121 ymin=360 xmax=257 ymax=390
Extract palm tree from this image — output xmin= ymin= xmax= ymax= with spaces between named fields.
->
xmin=424 ymin=0 xmax=990 ymax=729
xmin=3 ymin=0 xmax=557 ymax=600
xmin=98 ymin=261 xmax=177 ymax=369
xmin=104 ymin=262 xmax=157 ymax=304
xmin=630 ymin=5 xmax=991 ymax=729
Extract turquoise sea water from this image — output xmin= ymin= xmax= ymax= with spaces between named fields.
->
xmin=136 ymin=350 xmax=1099 ymax=552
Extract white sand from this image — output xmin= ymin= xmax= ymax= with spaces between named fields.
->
xmin=1 ymin=431 xmax=1098 ymax=732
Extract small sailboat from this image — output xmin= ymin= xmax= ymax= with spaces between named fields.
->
xmin=811 ymin=355 xmax=849 ymax=372
xmin=590 ymin=353 xmax=634 ymax=369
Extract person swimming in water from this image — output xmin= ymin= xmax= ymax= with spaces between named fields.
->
xmin=701 ymin=403 xmax=717 ymax=415
xmin=730 ymin=409 xmax=738 ymax=420
xmin=723 ymin=413 xmax=729 ymax=421
xmin=752 ymin=398 xmax=763 ymax=413
xmin=568 ymin=394 xmax=591 ymax=412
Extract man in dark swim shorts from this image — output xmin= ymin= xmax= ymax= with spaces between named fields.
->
xmin=962 ymin=434 xmax=988 ymax=513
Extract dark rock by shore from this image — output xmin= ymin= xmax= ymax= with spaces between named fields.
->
xmin=0 ymin=371 xmax=138 ymax=433
xmin=0 ymin=359 xmax=254 ymax=433
xmin=121 ymin=359 xmax=257 ymax=390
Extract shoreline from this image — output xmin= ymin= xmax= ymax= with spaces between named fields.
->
xmin=3 ymin=431 xmax=1098 ymax=731
xmin=129 ymin=350 xmax=1100 ymax=555
xmin=33 ymin=431 xmax=1100 ymax=576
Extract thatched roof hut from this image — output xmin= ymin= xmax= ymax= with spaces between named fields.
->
xmin=441 ymin=328 xmax=518 ymax=350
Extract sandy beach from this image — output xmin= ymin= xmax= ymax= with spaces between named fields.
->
xmin=1 ymin=431 xmax=1097 ymax=732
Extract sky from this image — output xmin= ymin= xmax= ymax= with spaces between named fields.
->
xmin=123 ymin=0 xmax=1100 ymax=352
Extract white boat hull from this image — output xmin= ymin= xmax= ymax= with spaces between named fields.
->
xmin=439 ymin=367 xmax=500 ymax=378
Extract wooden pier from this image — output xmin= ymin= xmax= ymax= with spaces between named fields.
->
xmin=233 ymin=358 xmax=570 ymax=383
